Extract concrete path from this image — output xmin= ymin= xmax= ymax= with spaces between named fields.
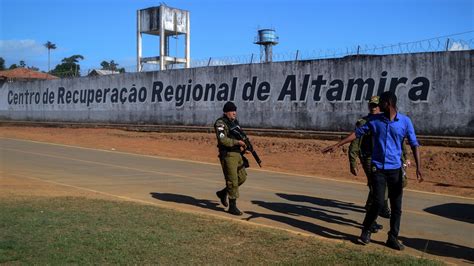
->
xmin=1 ymin=138 xmax=473 ymax=264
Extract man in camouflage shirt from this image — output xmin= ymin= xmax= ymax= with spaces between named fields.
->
xmin=214 ymin=101 xmax=247 ymax=216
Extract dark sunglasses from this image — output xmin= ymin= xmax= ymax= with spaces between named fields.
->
xmin=369 ymin=103 xmax=379 ymax=108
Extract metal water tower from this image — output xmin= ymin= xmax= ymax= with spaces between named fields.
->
xmin=254 ymin=29 xmax=279 ymax=63
xmin=137 ymin=5 xmax=190 ymax=71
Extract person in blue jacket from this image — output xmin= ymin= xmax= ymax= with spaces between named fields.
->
xmin=322 ymin=91 xmax=423 ymax=251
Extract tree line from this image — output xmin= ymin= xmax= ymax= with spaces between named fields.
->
xmin=0 ymin=41 xmax=126 ymax=78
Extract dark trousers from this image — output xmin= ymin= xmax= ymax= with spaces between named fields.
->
xmin=362 ymin=167 xmax=403 ymax=238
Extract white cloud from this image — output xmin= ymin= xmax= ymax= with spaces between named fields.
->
xmin=0 ymin=39 xmax=46 ymax=58
xmin=448 ymin=41 xmax=470 ymax=51
xmin=0 ymin=39 xmax=49 ymax=69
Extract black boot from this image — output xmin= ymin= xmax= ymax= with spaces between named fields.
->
xmin=228 ymin=199 xmax=243 ymax=216
xmin=370 ymin=221 xmax=383 ymax=233
xmin=386 ymin=234 xmax=405 ymax=251
xmin=216 ymin=188 xmax=228 ymax=207
xmin=358 ymin=229 xmax=371 ymax=245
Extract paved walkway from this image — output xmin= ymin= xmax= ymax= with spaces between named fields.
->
xmin=1 ymin=138 xmax=473 ymax=264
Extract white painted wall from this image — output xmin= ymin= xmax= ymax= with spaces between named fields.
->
xmin=1 ymin=51 xmax=472 ymax=136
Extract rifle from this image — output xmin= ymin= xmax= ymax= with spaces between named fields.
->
xmin=229 ymin=123 xmax=262 ymax=167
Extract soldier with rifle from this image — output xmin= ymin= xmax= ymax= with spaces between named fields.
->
xmin=214 ymin=101 xmax=262 ymax=215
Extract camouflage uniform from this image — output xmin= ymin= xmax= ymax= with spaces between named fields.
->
xmin=214 ymin=115 xmax=247 ymax=200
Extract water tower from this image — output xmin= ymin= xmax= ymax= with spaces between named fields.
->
xmin=137 ymin=5 xmax=190 ymax=71
xmin=254 ymin=29 xmax=279 ymax=63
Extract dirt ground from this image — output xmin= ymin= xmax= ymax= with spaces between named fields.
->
xmin=1 ymin=126 xmax=473 ymax=198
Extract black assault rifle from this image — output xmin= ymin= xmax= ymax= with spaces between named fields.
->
xmin=229 ymin=124 xmax=262 ymax=167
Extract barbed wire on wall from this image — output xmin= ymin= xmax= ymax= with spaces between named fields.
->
xmin=137 ymin=32 xmax=473 ymax=71
xmin=3 ymin=31 xmax=472 ymax=80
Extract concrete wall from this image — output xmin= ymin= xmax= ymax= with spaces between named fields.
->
xmin=1 ymin=51 xmax=472 ymax=136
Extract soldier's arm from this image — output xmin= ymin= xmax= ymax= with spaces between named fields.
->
xmin=348 ymin=140 xmax=360 ymax=176
xmin=348 ymin=119 xmax=366 ymax=161
xmin=348 ymin=119 xmax=365 ymax=175
xmin=214 ymin=120 xmax=240 ymax=147
xmin=348 ymin=138 xmax=360 ymax=171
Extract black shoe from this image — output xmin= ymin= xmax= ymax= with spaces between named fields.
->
xmin=379 ymin=206 xmax=391 ymax=219
xmin=358 ymin=229 xmax=371 ymax=245
xmin=228 ymin=199 xmax=243 ymax=216
xmin=386 ymin=236 xmax=405 ymax=251
xmin=216 ymin=189 xmax=228 ymax=207
xmin=370 ymin=222 xmax=383 ymax=233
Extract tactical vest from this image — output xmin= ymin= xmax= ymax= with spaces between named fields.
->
xmin=218 ymin=116 xmax=241 ymax=153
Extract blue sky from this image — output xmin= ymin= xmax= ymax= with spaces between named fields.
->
xmin=1 ymin=0 xmax=473 ymax=73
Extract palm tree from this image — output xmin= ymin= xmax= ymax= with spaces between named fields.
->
xmin=44 ymin=41 xmax=57 ymax=72
xmin=62 ymin=55 xmax=84 ymax=77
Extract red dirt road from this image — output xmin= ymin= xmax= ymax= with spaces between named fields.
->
xmin=1 ymin=126 xmax=473 ymax=198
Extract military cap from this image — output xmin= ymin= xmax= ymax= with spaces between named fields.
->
xmin=369 ymin=96 xmax=380 ymax=104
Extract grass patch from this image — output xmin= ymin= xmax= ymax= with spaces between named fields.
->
xmin=0 ymin=196 xmax=440 ymax=265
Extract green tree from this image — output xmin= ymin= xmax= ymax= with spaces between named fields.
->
xmin=100 ymin=59 xmax=125 ymax=73
xmin=51 ymin=55 xmax=84 ymax=78
xmin=4 ymin=60 xmax=39 ymax=71
xmin=100 ymin=60 xmax=110 ymax=70
xmin=0 ymin=57 xmax=5 ymax=70
xmin=44 ymin=41 xmax=57 ymax=72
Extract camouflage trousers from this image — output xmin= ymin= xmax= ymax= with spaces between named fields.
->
xmin=220 ymin=152 xmax=247 ymax=199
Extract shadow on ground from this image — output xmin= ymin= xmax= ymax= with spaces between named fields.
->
xmin=148 ymin=191 xmax=474 ymax=262
xmin=149 ymin=191 xmax=365 ymax=243
xmin=244 ymin=210 xmax=368 ymax=244
xmin=424 ymin=203 xmax=474 ymax=224
xmin=400 ymin=236 xmax=474 ymax=263
xmin=276 ymin=193 xmax=366 ymax=213
xmin=246 ymin=193 xmax=374 ymax=244
xmin=250 ymin=200 xmax=361 ymax=228
xmin=150 ymin=192 xmax=224 ymax=212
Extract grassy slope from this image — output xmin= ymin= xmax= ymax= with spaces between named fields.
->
xmin=0 ymin=196 xmax=440 ymax=265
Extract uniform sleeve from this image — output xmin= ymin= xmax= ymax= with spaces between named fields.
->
xmin=349 ymin=118 xmax=366 ymax=168
xmin=405 ymin=117 xmax=420 ymax=148
xmin=348 ymin=138 xmax=361 ymax=169
xmin=214 ymin=120 xmax=239 ymax=147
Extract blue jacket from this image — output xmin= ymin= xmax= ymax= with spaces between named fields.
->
xmin=355 ymin=112 xmax=419 ymax=170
